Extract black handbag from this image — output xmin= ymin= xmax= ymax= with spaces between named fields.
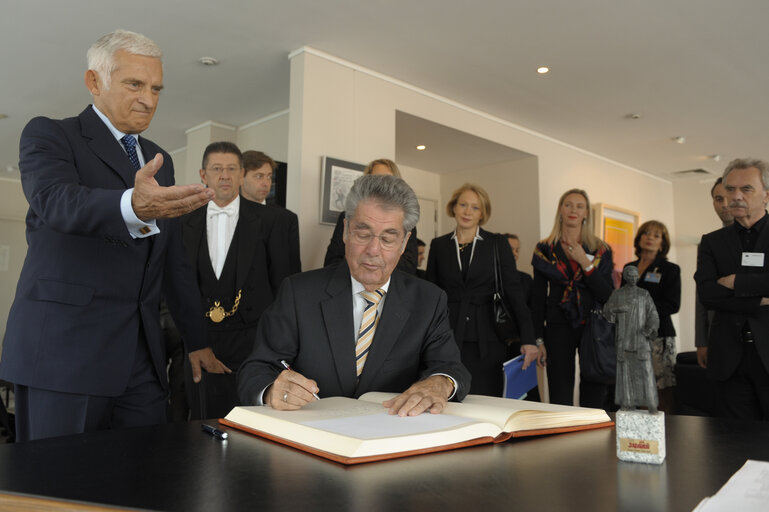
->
xmin=579 ymin=305 xmax=616 ymax=384
xmin=492 ymin=239 xmax=517 ymax=344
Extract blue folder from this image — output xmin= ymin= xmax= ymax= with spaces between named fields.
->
xmin=502 ymin=355 xmax=538 ymax=400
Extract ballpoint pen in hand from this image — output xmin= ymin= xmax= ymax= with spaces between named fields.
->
xmin=280 ymin=359 xmax=321 ymax=400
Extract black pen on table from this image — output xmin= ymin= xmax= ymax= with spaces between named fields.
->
xmin=280 ymin=359 xmax=321 ymax=400
xmin=201 ymin=423 xmax=229 ymax=440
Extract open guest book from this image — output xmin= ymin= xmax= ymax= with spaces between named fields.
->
xmin=220 ymin=392 xmax=613 ymax=464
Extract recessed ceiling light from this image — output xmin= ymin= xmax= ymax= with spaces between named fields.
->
xmin=198 ymin=57 xmax=219 ymax=66
xmin=672 ymin=136 xmax=686 ymax=144
xmin=416 ymin=145 xmax=426 ymax=151
xmin=537 ymin=66 xmax=549 ymax=74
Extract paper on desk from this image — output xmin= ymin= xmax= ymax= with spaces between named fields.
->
xmin=303 ymin=412 xmax=475 ymax=439
xmin=693 ymin=459 xmax=769 ymax=512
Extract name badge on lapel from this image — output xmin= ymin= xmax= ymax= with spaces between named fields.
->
xmin=645 ymin=272 xmax=662 ymax=284
xmin=742 ymin=252 xmax=765 ymax=267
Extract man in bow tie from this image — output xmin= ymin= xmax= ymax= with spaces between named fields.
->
xmin=181 ymin=141 xmax=291 ymax=419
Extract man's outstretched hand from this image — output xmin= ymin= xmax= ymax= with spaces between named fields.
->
xmin=132 ymin=154 xmax=214 ymax=220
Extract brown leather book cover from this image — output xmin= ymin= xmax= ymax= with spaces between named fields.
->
xmin=219 ymin=417 xmax=614 ymax=465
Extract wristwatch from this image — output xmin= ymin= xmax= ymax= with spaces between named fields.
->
xmin=535 ymin=338 xmax=545 ymax=347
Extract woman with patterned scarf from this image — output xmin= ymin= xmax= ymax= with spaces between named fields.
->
xmin=531 ymin=189 xmax=615 ymax=409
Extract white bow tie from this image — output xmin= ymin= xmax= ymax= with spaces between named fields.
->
xmin=207 ymin=202 xmax=238 ymax=218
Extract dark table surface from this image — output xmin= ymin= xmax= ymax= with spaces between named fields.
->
xmin=0 ymin=415 xmax=767 ymax=511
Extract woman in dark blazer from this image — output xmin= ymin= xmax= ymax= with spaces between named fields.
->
xmin=427 ymin=183 xmax=537 ymax=396
xmin=323 ymin=158 xmax=418 ymax=275
xmin=623 ymin=220 xmax=680 ymax=413
xmin=531 ymin=189 xmax=615 ymax=409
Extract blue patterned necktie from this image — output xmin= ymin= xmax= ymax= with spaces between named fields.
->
xmin=121 ymin=135 xmax=141 ymax=171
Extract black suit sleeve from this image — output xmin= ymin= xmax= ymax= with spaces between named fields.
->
xmin=237 ymin=276 xmax=300 ymax=405
xmin=323 ymin=212 xmax=347 ymax=268
xmin=656 ymin=262 xmax=681 ymax=317
xmin=425 ymin=237 xmax=439 ymax=284
xmin=287 ymin=211 xmax=301 ymax=274
xmin=162 ymin=218 xmax=207 ymax=353
xmin=695 ymin=233 xmax=761 ymax=314
xmin=264 ymin=209 xmax=293 ymax=295
xmin=396 ymin=227 xmax=418 ymax=275
xmin=497 ymin=236 xmax=535 ymax=345
xmin=419 ymin=288 xmax=471 ymax=401
xmin=531 ymin=266 xmax=548 ymax=340
xmin=20 ymin=116 xmax=126 ymax=238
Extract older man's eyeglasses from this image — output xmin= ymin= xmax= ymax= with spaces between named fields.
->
xmin=348 ymin=228 xmax=404 ymax=250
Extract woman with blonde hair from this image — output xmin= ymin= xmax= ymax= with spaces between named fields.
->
xmin=323 ymin=158 xmax=418 ymax=274
xmin=623 ymin=220 xmax=680 ymax=413
xmin=531 ymin=189 xmax=615 ymax=408
xmin=427 ymin=183 xmax=537 ymax=396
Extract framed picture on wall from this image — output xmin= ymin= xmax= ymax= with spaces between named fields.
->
xmin=320 ymin=156 xmax=366 ymax=225
xmin=593 ymin=203 xmax=639 ymax=287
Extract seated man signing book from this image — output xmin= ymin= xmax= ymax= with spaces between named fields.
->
xmin=238 ymin=174 xmax=471 ymax=415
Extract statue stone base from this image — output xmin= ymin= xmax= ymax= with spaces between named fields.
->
xmin=616 ymin=409 xmax=665 ymax=464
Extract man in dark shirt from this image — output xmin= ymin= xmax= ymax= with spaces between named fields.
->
xmin=695 ymin=158 xmax=769 ymax=420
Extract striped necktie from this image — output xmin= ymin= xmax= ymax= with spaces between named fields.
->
xmin=355 ymin=289 xmax=385 ymax=377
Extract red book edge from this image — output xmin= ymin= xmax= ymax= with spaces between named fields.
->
xmin=218 ymin=417 xmax=614 ymax=465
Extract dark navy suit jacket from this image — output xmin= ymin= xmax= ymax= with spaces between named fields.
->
xmin=0 ymin=106 xmax=206 ymax=396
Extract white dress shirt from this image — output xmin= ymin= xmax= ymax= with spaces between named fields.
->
xmin=206 ymin=195 xmax=240 ymax=279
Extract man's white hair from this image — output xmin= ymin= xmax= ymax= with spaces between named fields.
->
xmin=86 ymin=29 xmax=162 ymax=90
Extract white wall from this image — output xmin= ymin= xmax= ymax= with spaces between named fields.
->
xmin=237 ymin=111 xmax=289 ymax=163
xmin=0 ymin=179 xmax=27 ymax=351
xmin=172 ymin=113 xmax=289 ymax=186
xmin=673 ymin=177 xmax=724 ymax=352
xmin=286 ymin=49 xmax=677 ymax=277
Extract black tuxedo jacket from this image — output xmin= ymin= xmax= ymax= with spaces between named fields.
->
xmin=426 ymin=229 xmax=534 ymax=354
xmin=695 ymin=222 xmax=769 ymax=380
xmin=181 ymin=199 xmax=292 ymax=331
xmin=0 ymin=106 xmax=205 ymax=396
xmin=269 ymin=203 xmax=301 ymax=275
xmin=237 ymin=262 xmax=471 ymax=404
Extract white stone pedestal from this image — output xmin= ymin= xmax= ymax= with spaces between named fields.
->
xmin=616 ymin=409 xmax=665 ymax=464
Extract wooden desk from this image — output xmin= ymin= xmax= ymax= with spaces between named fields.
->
xmin=0 ymin=416 xmax=767 ymax=511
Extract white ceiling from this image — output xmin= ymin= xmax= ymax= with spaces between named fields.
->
xmin=1 ymin=0 xmax=767 ymax=181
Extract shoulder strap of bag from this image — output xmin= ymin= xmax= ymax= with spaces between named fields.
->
xmin=493 ymin=238 xmax=504 ymax=298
